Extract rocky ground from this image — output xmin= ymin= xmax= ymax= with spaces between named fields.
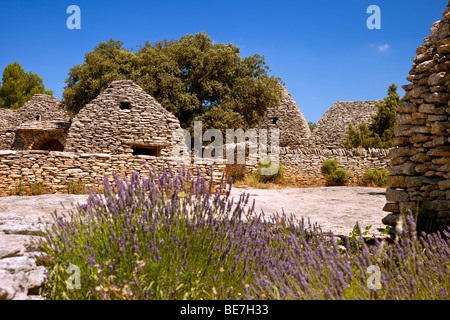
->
xmin=0 ymin=187 xmax=388 ymax=300
xmin=0 ymin=194 xmax=87 ymax=300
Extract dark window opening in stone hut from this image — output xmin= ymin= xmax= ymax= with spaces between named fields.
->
xmin=132 ymin=146 xmax=161 ymax=157
xmin=272 ymin=117 xmax=278 ymax=125
xmin=34 ymin=139 xmax=64 ymax=152
xmin=120 ymin=101 xmax=132 ymax=110
xmin=36 ymin=115 xmax=41 ymax=121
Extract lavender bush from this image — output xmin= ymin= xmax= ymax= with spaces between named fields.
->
xmin=37 ymin=165 xmax=450 ymax=300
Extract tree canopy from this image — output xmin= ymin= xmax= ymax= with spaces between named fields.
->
xmin=62 ymin=33 xmax=283 ymax=131
xmin=344 ymin=83 xmax=399 ymax=149
xmin=0 ymin=62 xmax=53 ymax=109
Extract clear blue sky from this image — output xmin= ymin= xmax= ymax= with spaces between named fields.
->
xmin=0 ymin=0 xmax=446 ymax=123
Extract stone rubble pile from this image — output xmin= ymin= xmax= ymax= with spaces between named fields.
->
xmin=0 ymin=214 xmax=52 ymax=300
xmin=383 ymin=3 xmax=450 ymax=229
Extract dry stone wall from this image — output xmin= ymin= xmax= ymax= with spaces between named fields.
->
xmin=0 ymin=150 xmax=225 ymax=197
xmin=310 ymin=101 xmax=381 ymax=149
xmin=65 ymin=80 xmax=184 ymax=156
xmin=383 ymin=3 xmax=450 ymax=229
xmin=280 ymin=147 xmax=391 ymax=186
xmin=0 ymin=109 xmax=17 ymax=150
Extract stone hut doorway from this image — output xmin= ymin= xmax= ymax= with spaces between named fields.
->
xmin=32 ymin=138 xmax=64 ymax=152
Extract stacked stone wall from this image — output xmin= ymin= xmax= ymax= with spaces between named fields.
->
xmin=280 ymin=147 xmax=391 ymax=186
xmin=0 ymin=150 xmax=225 ymax=197
xmin=384 ymin=4 xmax=450 ymax=229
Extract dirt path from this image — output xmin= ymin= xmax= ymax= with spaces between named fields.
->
xmin=229 ymin=186 xmax=388 ymax=236
xmin=0 ymin=186 xmax=388 ymax=237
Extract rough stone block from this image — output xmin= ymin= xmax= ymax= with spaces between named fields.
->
xmin=385 ymin=188 xmax=410 ymax=202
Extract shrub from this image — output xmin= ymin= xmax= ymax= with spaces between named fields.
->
xmin=328 ymin=168 xmax=351 ymax=184
xmin=321 ymin=160 xmax=350 ymax=185
xmin=363 ymin=168 xmax=388 ymax=187
xmin=30 ymin=182 xmax=48 ymax=195
xmin=254 ymin=157 xmax=284 ymax=184
xmin=225 ymin=165 xmax=246 ymax=183
xmin=67 ymin=180 xmax=87 ymax=194
xmin=14 ymin=178 xmax=24 ymax=196
xmin=321 ymin=159 xmax=339 ymax=175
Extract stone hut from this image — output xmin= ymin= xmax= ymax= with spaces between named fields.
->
xmin=383 ymin=3 xmax=450 ymax=230
xmin=258 ymin=85 xmax=311 ymax=148
xmin=310 ymin=100 xmax=382 ymax=149
xmin=64 ymin=80 xmax=185 ymax=156
xmin=0 ymin=95 xmax=71 ymax=151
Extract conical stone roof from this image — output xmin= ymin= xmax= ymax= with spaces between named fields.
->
xmin=258 ymin=85 xmax=311 ymax=148
xmin=65 ymin=80 xmax=185 ymax=156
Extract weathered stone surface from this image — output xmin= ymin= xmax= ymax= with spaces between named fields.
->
xmin=0 ymin=270 xmax=28 ymax=300
xmin=0 ymin=214 xmax=53 ymax=300
xmin=385 ymin=188 xmax=410 ymax=202
xmin=0 ymin=238 xmax=25 ymax=259
xmin=387 ymin=175 xmax=407 ymax=188
xmin=382 ymin=213 xmax=400 ymax=226
xmin=427 ymin=146 xmax=450 ymax=157
xmin=27 ymin=266 xmax=48 ymax=295
xmin=389 ymin=162 xmax=416 ymax=175
xmin=257 ymin=85 xmax=311 ymax=148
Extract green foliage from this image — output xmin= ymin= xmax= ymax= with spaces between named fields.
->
xmin=254 ymin=158 xmax=284 ymax=184
xmin=30 ymin=182 xmax=48 ymax=195
xmin=328 ymin=168 xmax=351 ymax=184
xmin=308 ymin=122 xmax=317 ymax=132
xmin=14 ymin=178 xmax=24 ymax=196
xmin=321 ymin=159 xmax=338 ymax=175
xmin=344 ymin=83 xmax=399 ymax=149
xmin=13 ymin=179 xmax=49 ymax=196
xmin=63 ymin=40 xmax=137 ymax=117
xmin=62 ymin=33 xmax=283 ymax=131
xmin=344 ymin=123 xmax=384 ymax=149
xmin=321 ymin=159 xmax=350 ymax=185
xmin=363 ymin=167 xmax=389 ymax=187
xmin=67 ymin=180 xmax=87 ymax=194
xmin=0 ymin=62 xmax=53 ymax=109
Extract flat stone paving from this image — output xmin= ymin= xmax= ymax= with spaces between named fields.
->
xmin=229 ymin=186 xmax=388 ymax=237
xmin=0 ymin=187 xmax=388 ymax=299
